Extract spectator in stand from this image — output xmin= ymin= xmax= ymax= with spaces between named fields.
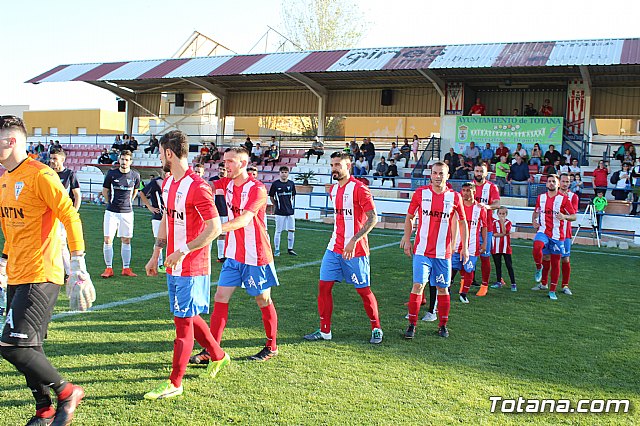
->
xmin=195 ymin=142 xmax=210 ymax=164
xmin=305 ymin=137 xmax=325 ymax=162
xmin=539 ymin=99 xmax=553 ymax=116
xmin=610 ymin=162 xmax=632 ymax=201
xmin=568 ymin=158 xmax=582 ymax=175
xmin=121 ymin=134 xmax=130 ymax=151
xmin=514 ymin=143 xmax=527 ymax=162
xmin=114 ymin=135 xmax=122 ymax=146
xmin=127 ymin=136 xmax=138 ymax=152
xmin=524 ymin=102 xmax=538 ymax=116
xmin=354 ymin=155 xmax=368 ymax=176
xmin=464 ymin=141 xmax=480 ymax=166
xmin=494 ymin=142 xmax=510 ymax=164
xmin=108 ymin=148 xmax=119 ymax=164
xmin=508 ymin=153 xmax=531 ymax=196
xmin=386 ymin=158 xmax=399 ymax=186
xmin=349 ymin=139 xmax=360 ymax=159
xmin=264 ymin=144 xmax=280 ymax=166
xmin=27 ymin=141 xmax=36 ymax=155
xmin=250 ymin=143 xmax=263 ymax=165
xmin=543 ymin=159 xmax=561 ymax=176
xmin=593 ymin=190 xmax=607 ymax=238
xmin=209 ymin=142 xmax=221 ymax=162
xmin=543 ymin=144 xmax=561 ymax=167
xmin=570 ymin=174 xmax=584 ymax=195
xmin=495 ymin=108 xmax=504 ymax=116
xmin=144 ymin=135 xmax=159 ymax=154
xmin=563 ymin=148 xmax=572 ymax=165
xmin=243 ymin=136 xmax=253 ymax=153
xmin=529 ymin=143 xmax=543 ymax=171
xmin=388 ymin=141 xmax=401 ymax=162
xmin=624 ymin=145 xmax=636 ymax=165
xmin=399 ymin=139 xmax=412 ymax=168
xmin=630 ymin=157 xmax=640 ymax=215
xmin=360 ymin=138 xmax=376 ymax=170
xmin=372 ymin=157 xmax=389 ymax=182
xmin=481 ymin=143 xmax=494 ymax=163
xmin=411 ymin=134 xmax=420 ymax=162
xmin=36 ymin=141 xmax=45 ymax=154
xmin=468 ymin=98 xmax=486 ymax=115
xmin=495 ymin=155 xmax=510 ymax=195
xmin=592 ymin=160 xmax=609 ymax=196
xmin=343 ymin=143 xmax=352 ymax=156
xmin=452 ymin=154 xmax=471 ymax=179
xmin=98 ymin=148 xmax=112 ymax=164
xmin=444 ymin=147 xmax=459 ymax=169
xmin=512 ymin=108 xmax=519 ymax=116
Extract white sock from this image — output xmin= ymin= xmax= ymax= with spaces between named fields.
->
xmin=121 ymin=243 xmax=132 ymax=268
xmin=287 ymin=231 xmax=295 ymax=250
xmin=274 ymin=232 xmax=281 ymax=252
xmin=157 ymin=249 xmax=164 ymax=268
xmin=103 ymin=243 xmax=113 ymax=268
xmin=61 ymin=245 xmax=71 ymax=275
xmin=217 ymin=239 xmax=225 ymax=259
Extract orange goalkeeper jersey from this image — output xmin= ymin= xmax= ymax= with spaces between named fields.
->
xmin=0 ymin=157 xmax=85 ymax=285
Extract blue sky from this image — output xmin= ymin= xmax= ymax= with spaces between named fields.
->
xmin=3 ymin=0 xmax=638 ymax=111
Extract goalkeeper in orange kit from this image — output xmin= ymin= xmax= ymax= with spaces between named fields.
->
xmin=0 ymin=116 xmax=94 ymax=426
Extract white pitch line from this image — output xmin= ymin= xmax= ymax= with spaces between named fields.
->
xmin=51 ymin=240 xmax=400 ymax=321
xmin=510 ymin=243 xmax=640 ymax=259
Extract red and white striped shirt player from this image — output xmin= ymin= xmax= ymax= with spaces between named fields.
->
xmin=327 ymin=177 xmax=375 ymax=257
xmin=162 ymin=169 xmax=218 ymax=276
xmin=455 ymin=202 xmax=487 ymax=257
xmin=563 ymin=190 xmax=579 ymax=240
xmin=535 ymin=192 xmax=576 ymax=240
xmin=473 ymin=178 xmax=500 ymax=232
xmin=408 ymin=185 xmax=466 ymax=259
xmin=213 ymin=176 xmax=273 ymax=266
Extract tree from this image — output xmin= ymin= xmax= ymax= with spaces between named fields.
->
xmin=280 ymin=0 xmax=366 ymax=51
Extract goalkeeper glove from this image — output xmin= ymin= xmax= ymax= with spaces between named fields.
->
xmin=67 ymin=254 xmax=96 ymax=311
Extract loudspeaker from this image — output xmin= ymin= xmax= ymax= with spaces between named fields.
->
xmin=117 ymin=100 xmax=126 ymax=112
xmin=175 ymin=93 xmax=185 ymax=107
xmin=381 ymin=89 xmax=393 ymax=106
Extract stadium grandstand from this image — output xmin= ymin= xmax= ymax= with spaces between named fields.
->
xmin=25 ymin=37 xmax=640 ymax=245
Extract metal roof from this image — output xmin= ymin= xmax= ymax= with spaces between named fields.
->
xmin=27 ymin=38 xmax=640 ymax=84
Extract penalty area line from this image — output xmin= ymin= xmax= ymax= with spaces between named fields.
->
xmin=51 ymin=240 xmax=400 ymax=321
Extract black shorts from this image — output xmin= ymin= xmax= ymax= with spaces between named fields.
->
xmin=1 ymin=283 xmax=60 ymax=346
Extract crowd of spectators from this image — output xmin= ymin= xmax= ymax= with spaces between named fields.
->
xmin=466 ymin=98 xmax=555 ymax=117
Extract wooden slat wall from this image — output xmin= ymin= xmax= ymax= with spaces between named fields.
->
xmin=592 ymin=87 xmax=640 ymax=118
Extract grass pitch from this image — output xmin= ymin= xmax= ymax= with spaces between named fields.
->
xmin=0 ymin=205 xmax=638 ymax=425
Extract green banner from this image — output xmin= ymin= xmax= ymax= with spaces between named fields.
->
xmin=455 ymin=116 xmax=563 ymax=149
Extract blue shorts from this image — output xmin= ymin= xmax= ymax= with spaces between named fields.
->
xmin=451 ymin=253 xmax=478 ymax=273
xmin=535 ymin=232 xmax=565 ymax=256
xmin=218 ymin=258 xmax=280 ymax=297
xmin=167 ymin=275 xmax=211 ymax=318
xmin=562 ymin=239 xmax=571 ymax=258
xmin=479 ymin=231 xmax=493 ymax=257
xmin=319 ymin=250 xmax=370 ymax=288
xmin=413 ymin=255 xmax=451 ymax=288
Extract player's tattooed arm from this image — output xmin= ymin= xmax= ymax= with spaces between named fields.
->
xmin=154 ymin=238 xmax=167 ymax=249
xmin=352 ymin=209 xmax=378 ymax=242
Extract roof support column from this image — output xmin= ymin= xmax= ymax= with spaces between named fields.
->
xmin=182 ymin=77 xmax=229 ymax=144
xmin=579 ymin=66 xmax=593 ymax=138
xmin=125 ymin=102 xmax=135 ymax=135
xmin=284 ymin=72 xmax=328 ymax=139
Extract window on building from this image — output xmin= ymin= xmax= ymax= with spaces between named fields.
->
xmin=33 ymin=127 xmax=42 ymax=136
xmin=77 ymin=127 xmax=87 ymax=135
xmin=48 ymin=127 xmax=58 ymax=136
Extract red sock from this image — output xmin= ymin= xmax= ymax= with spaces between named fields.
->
xmin=56 ymin=383 xmax=73 ymax=401
xmin=562 ymin=261 xmax=571 ymax=287
xmin=408 ymin=292 xmax=421 ymax=325
xmin=533 ymin=240 xmax=545 ymax=268
xmin=437 ymin=294 xmax=451 ymax=327
xmin=318 ymin=280 xmax=334 ymax=334
xmin=169 ymin=316 xmax=195 ymax=388
xmin=192 ymin=315 xmax=225 ymax=360
xmin=541 ymin=258 xmax=551 ymax=285
xmin=550 ymin=254 xmax=561 ymax=292
xmin=36 ymin=407 xmax=55 ymax=419
xmin=209 ymin=302 xmax=229 ymax=343
xmin=356 ymin=287 xmax=381 ymax=330
xmin=480 ymin=256 xmax=491 ymax=285
xmin=260 ymin=303 xmax=278 ymax=350
xmin=461 ymin=271 xmax=473 ymax=294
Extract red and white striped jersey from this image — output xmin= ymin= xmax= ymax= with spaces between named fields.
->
xmin=563 ymin=191 xmax=579 ymax=239
xmin=455 ymin=202 xmax=487 ymax=256
xmin=162 ymin=169 xmax=218 ymax=276
xmin=214 ymin=176 xmax=272 ymax=266
xmin=492 ymin=218 xmax=513 ymax=254
xmin=473 ymin=180 xmax=500 ymax=232
xmin=535 ymin=192 xmax=576 ymax=240
xmin=408 ymin=185 xmax=465 ymax=259
xmin=327 ymin=177 xmax=376 ymax=257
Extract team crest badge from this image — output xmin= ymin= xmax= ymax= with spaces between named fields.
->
xmin=14 ymin=182 xmax=24 ymax=200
